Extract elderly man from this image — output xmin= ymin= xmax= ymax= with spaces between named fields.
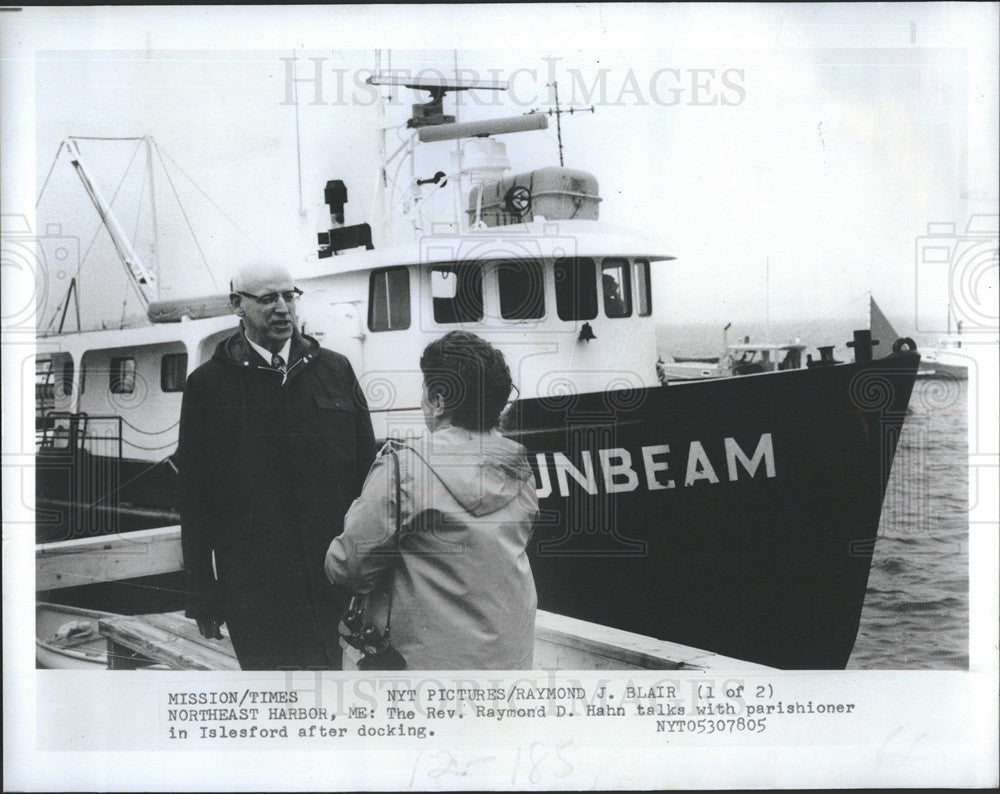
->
xmin=178 ymin=263 xmax=376 ymax=670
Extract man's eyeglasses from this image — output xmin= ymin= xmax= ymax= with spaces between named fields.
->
xmin=234 ymin=288 xmax=303 ymax=307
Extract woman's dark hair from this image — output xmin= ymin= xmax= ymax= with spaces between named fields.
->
xmin=420 ymin=331 xmax=514 ymax=432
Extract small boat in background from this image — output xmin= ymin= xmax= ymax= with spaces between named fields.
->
xmin=657 ymin=337 xmax=807 ymax=382
xmin=719 ymin=339 xmax=807 ymax=376
xmin=656 ymin=352 xmax=722 ymax=381
xmin=917 ymin=342 xmax=970 ymax=380
xmin=870 ymin=297 xmax=969 ymax=380
xmin=36 ymin=603 xmax=115 ymax=670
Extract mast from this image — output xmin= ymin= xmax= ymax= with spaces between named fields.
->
xmin=291 ymin=51 xmax=305 ymax=218
xmin=374 ymin=49 xmax=389 ymax=247
xmin=145 ymin=135 xmax=160 ymax=298
xmin=453 ymin=50 xmax=462 ymax=229
xmin=66 ymin=137 xmax=155 ymax=308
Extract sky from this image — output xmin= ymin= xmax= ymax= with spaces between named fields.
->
xmin=21 ymin=4 xmax=1000 ymax=338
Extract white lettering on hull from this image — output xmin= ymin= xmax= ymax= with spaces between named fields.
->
xmin=553 ymin=451 xmax=598 ymax=496
xmin=533 ymin=433 xmax=776 ymax=497
xmin=599 ymin=447 xmax=640 ymax=493
xmin=725 ymin=433 xmax=775 ymax=480
xmin=641 ymin=444 xmax=674 ymax=490
xmin=684 ymin=440 xmax=719 ymax=486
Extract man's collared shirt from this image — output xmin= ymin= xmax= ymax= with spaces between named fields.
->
xmin=245 ymin=333 xmax=291 ymax=369
xmin=245 ymin=333 xmax=291 ymax=383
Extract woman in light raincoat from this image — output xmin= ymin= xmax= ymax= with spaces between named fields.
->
xmin=325 ymin=331 xmax=539 ymax=670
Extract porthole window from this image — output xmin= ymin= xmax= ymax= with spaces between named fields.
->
xmin=109 ymin=357 xmax=136 ymax=394
xmin=161 ymin=352 xmax=188 ymax=392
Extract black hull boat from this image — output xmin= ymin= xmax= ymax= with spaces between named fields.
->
xmin=510 ymin=348 xmax=920 ymax=669
xmin=36 ymin=347 xmax=919 ymax=669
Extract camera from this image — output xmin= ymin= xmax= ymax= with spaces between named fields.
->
xmin=338 ymin=595 xmax=406 ymax=670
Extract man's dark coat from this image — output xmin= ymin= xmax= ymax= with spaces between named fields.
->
xmin=178 ymin=329 xmax=376 ymax=670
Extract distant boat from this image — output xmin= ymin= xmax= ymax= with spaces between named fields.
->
xmin=918 ymin=343 xmax=970 ymax=380
xmin=656 ymin=353 xmax=722 ymax=381
xmin=719 ymin=340 xmax=807 ymax=376
xmin=870 ymin=297 xmax=968 ymax=380
xmin=657 ymin=338 xmax=806 ymax=382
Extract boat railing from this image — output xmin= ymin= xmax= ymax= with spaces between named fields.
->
xmin=36 ymin=412 xmax=123 ymax=460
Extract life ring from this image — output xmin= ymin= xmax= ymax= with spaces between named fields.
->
xmin=504 ymin=185 xmax=532 ymax=217
xmin=892 ymin=337 xmax=917 ymax=352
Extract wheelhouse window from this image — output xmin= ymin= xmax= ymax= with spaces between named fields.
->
xmin=634 ymin=258 xmax=652 ymax=316
xmin=554 ymin=257 xmax=597 ymax=321
xmin=498 ymin=259 xmax=544 ymax=320
xmin=368 ymin=267 xmax=411 ymax=332
xmin=161 ymin=352 xmax=188 ymax=392
xmin=109 ymin=357 xmax=136 ymax=394
xmin=601 ymin=258 xmax=632 ymax=318
xmin=432 ymin=264 xmax=483 ymax=324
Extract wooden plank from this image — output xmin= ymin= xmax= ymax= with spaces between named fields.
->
xmin=106 ymin=638 xmax=151 ymax=670
xmin=36 ymin=525 xmax=182 ymax=591
xmin=142 ymin=612 xmax=239 ymax=662
xmin=534 ymin=610 xmax=775 ymax=671
xmin=98 ymin=614 xmax=239 ymax=671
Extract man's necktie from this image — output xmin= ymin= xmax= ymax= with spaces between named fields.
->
xmin=271 ymin=354 xmax=285 ymax=373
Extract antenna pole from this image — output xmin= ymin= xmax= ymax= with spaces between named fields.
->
xmin=374 ymin=49 xmax=388 ymax=246
xmin=292 ymin=50 xmax=305 ymax=218
xmin=533 ymin=81 xmax=594 ymax=168
xmin=552 ymin=81 xmax=564 ymax=166
xmin=453 ymin=50 xmax=462 ymax=229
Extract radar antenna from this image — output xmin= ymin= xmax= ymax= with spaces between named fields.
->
xmin=367 ymin=73 xmax=508 ymax=128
